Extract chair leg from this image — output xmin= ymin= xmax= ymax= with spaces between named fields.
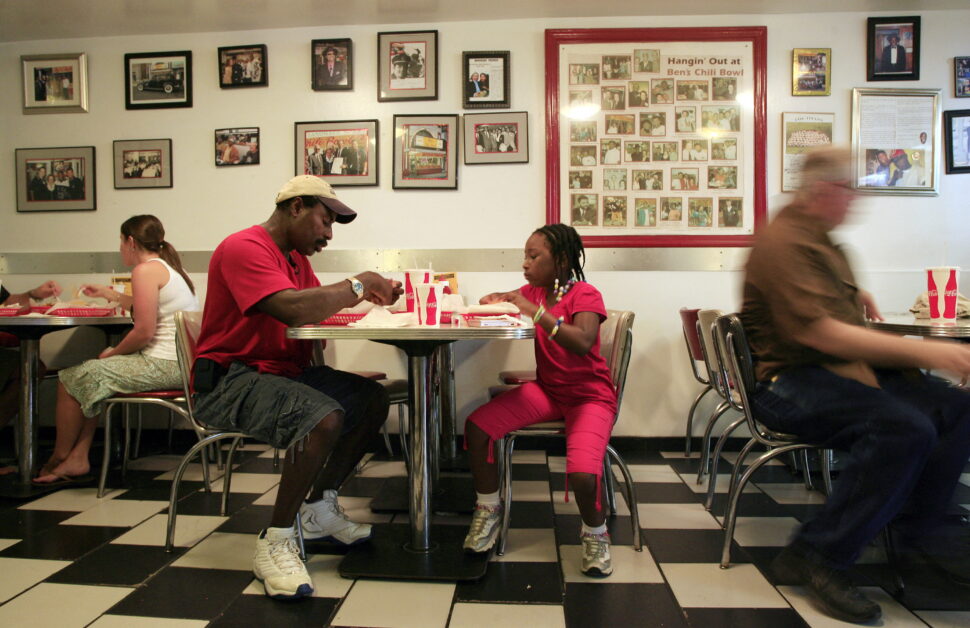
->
xmin=685 ymin=385 xmax=713 ymax=457
xmin=221 ymin=437 xmax=243 ymax=516
xmin=132 ymin=406 xmax=143 ymax=460
xmin=381 ymin=420 xmax=394 ymax=458
xmin=704 ymin=416 xmax=746 ymax=511
xmin=272 ymin=448 xmax=280 ymax=470
xmin=121 ymin=406 xmax=132 ymax=478
xmin=801 ymin=449 xmax=814 ymax=491
xmin=98 ymin=405 xmax=114 ymax=498
xmin=882 ymin=527 xmax=905 ymax=598
xmin=166 ymin=408 xmax=175 ymax=452
xmin=723 ymin=438 xmax=758 ymax=521
xmin=696 ymin=400 xmax=730 ymax=484
xmin=820 ymin=449 xmax=834 ymax=497
xmin=497 ymin=435 xmax=517 ymax=556
xmin=603 ymin=457 xmax=617 ymax=516
xmin=606 ymin=444 xmax=642 ymax=551
xmin=295 ymin=511 xmax=306 ymax=562
xmin=398 ymin=403 xmax=410 ymax=469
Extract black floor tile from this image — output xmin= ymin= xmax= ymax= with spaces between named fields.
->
xmin=232 ymin=457 xmax=282 ymax=475
xmin=113 ymin=480 xmax=204 ymax=502
xmin=685 ymin=608 xmax=810 ymax=628
xmin=554 ymin=514 xmax=638 ymax=547
xmin=0 ymin=523 xmax=127 ymax=560
xmin=706 ymin=492 xmax=807 ymax=520
xmin=107 ymin=566 xmax=253 ymax=620
xmin=209 ymin=593 xmax=339 ymax=627
xmin=641 ymin=529 xmax=751 ymax=564
xmin=173 ymin=491 xmax=259 ymax=516
xmin=455 ymin=561 xmax=563 ymax=604
xmin=564 ymin=583 xmax=687 ymax=628
xmin=0 ymin=508 xmax=75 ymax=538
xmin=509 ymin=501 xmax=555 ymax=528
xmin=633 ymin=482 xmax=699 ymax=504
xmin=510 ymin=463 xmax=551 ymax=481
xmin=45 ymin=543 xmax=185 ymax=586
xmin=217 ymin=505 xmax=276 ymax=534
xmin=337 ymin=475 xmax=388 ymax=498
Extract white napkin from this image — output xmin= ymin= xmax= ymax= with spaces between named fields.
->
xmin=349 ymin=306 xmax=416 ymax=328
xmin=466 ymin=302 xmax=520 ymax=315
xmin=467 ymin=314 xmax=526 ymax=327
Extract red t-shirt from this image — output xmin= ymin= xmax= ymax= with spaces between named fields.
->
xmin=195 ymin=225 xmax=320 ymax=377
xmin=520 ymin=282 xmax=617 ymax=408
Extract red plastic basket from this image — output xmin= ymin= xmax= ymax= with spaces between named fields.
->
xmin=320 ymin=312 xmax=367 ymax=326
xmin=0 ymin=305 xmax=52 ymax=317
xmin=45 ymin=307 xmax=116 ymax=317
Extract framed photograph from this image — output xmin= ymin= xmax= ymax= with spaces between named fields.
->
xmin=792 ymin=48 xmax=831 ymax=96
xmin=782 ymin=112 xmax=834 ymax=191
xmin=944 ymin=109 xmax=970 ymax=174
xmin=218 ymin=45 xmax=267 ymax=88
xmin=21 ymin=53 xmax=88 ymax=114
xmin=463 ymin=112 xmax=529 ymax=164
xmin=15 ymin=146 xmax=95 ymax=212
xmin=378 ymin=30 xmax=437 ymax=102
xmin=956 ymin=57 xmax=970 ymax=98
xmin=312 ymin=38 xmax=352 ymax=91
xmin=113 ymin=139 xmax=172 ymax=189
xmin=393 ymin=114 xmax=458 ymax=189
xmin=294 ymin=120 xmax=378 ymax=187
xmin=867 ymin=16 xmax=920 ymax=81
xmin=852 ymin=87 xmax=940 ymax=195
xmin=462 ymin=51 xmax=510 ymax=109
xmin=125 ymin=50 xmax=192 ymax=109
xmin=546 ymin=27 xmax=767 ymax=248
xmin=215 ymin=128 xmax=260 ymax=166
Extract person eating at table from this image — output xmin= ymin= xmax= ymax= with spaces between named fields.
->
xmin=34 ymin=216 xmax=199 ymax=486
xmin=191 ymin=175 xmax=402 ymax=600
xmin=741 ymin=147 xmax=970 ymax=623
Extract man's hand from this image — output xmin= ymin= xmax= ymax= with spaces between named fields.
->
xmin=859 ymin=290 xmax=884 ymax=321
xmin=358 ymin=272 xmax=402 ymax=306
xmin=30 ymin=280 xmax=62 ymax=300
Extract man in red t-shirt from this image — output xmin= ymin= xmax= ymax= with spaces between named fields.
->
xmin=192 ymin=175 xmax=402 ymax=600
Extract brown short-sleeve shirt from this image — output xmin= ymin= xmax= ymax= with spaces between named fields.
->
xmin=740 ymin=203 xmax=865 ymax=381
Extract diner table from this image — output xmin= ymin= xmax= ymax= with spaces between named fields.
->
xmin=866 ymin=313 xmax=970 ymax=340
xmin=287 ymin=322 xmax=534 ymax=581
xmin=0 ymin=314 xmax=131 ymax=497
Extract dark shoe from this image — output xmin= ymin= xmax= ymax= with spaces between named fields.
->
xmin=772 ymin=544 xmax=881 ymax=624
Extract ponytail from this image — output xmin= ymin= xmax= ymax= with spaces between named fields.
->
xmin=121 ymin=215 xmax=195 ymax=294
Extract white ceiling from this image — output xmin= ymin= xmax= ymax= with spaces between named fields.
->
xmin=1 ymin=0 xmax=966 ymax=43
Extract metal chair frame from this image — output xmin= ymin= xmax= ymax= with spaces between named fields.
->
xmin=679 ymin=308 xmax=713 ymax=457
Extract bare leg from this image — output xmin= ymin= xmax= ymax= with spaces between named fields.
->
xmin=466 ymin=421 xmax=499 ymax=494
xmin=34 ymin=382 xmax=87 ymax=479
xmin=570 ymin=472 xmax=606 ymax=527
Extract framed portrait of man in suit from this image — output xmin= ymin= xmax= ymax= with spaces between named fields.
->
xmin=311 ymin=38 xmax=353 ymax=91
xmin=462 ymin=51 xmax=510 ymax=109
xmin=867 ymin=16 xmax=920 ymax=81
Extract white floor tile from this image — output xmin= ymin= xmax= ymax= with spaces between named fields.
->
xmin=915 ymin=610 xmax=970 ymax=628
xmin=552 ymin=491 xmax=629 ymax=516
xmin=18 ymin=487 xmax=124 ymax=512
xmin=208 ymin=472 xmax=280 ymax=494
xmin=726 ymin=516 xmax=800 ymax=547
xmin=662 ymin=562 xmax=789 ymax=608
xmin=154 ymin=463 xmax=226 ymax=483
xmin=680 ymin=472 xmax=761 ymax=495
xmin=511 ymin=480 xmax=551 ymax=501
xmin=244 ymin=553 xmax=354 ymax=598
xmin=756 ymin=483 xmax=827 ymax=505
xmin=251 ymin=485 xmax=278 ymax=506
xmin=512 ymin=450 xmax=547 ymax=464
xmin=547 ymin=456 xmax=567 ymax=473
xmin=332 ymin=580 xmax=455 ymax=628
xmin=449 ymin=602 xmax=566 ymax=628
xmin=125 ymin=455 xmax=185 ymax=472
xmin=257 ymin=447 xmax=280 ymax=459
xmin=110 ymin=513 xmax=227 ymax=547
xmin=637 ymin=502 xmax=721 ymax=529
xmin=660 ymin=451 xmax=701 ymax=459
xmin=0 ymin=538 xmax=19 ymax=551
xmin=355 ymin=460 xmax=407 ymax=478
xmin=0 ymin=582 xmax=132 ymax=628
xmin=780 ymin=585 xmax=925 ymax=627
xmin=616 ymin=464 xmax=681 ymax=483
xmin=492 ymin=528 xmax=558 ymax=563
xmin=59 ymin=499 xmax=167 ymax=527
xmin=0 ymin=557 xmax=71 ymax=604
xmin=90 ymin=616 xmax=208 ymax=628
xmin=560 ymin=544 xmax=664 ymax=583
xmin=172 ymin=532 xmax=253 ymax=570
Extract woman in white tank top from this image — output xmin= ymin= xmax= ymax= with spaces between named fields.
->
xmin=35 ymin=215 xmax=200 ymax=485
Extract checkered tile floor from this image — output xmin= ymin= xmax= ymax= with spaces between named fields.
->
xmin=1 ymin=439 xmax=969 ymax=627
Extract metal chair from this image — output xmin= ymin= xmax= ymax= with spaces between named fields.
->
xmin=679 ymin=307 xmax=713 ymax=457
xmin=694 ymin=308 xmax=732 ymax=484
xmin=496 ymin=310 xmax=642 ymax=555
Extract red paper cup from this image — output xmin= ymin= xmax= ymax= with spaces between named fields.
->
xmin=404 ymin=269 xmax=432 ymax=313
xmin=927 ymin=266 xmax=960 ymax=322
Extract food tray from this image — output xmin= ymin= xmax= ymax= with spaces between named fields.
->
xmin=320 ymin=312 xmax=367 ymax=326
xmin=0 ymin=305 xmax=52 ymax=317
xmin=44 ymin=307 xmax=116 ymax=317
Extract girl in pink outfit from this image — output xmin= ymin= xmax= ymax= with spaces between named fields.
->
xmin=462 ymin=224 xmax=618 ymax=578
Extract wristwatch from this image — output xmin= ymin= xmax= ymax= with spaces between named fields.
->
xmin=346 ymin=276 xmax=365 ymax=298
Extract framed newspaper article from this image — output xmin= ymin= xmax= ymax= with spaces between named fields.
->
xmin=545 ymin=27 xmax=767 ymax=248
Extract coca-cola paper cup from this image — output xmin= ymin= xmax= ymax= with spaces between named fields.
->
xmin=927 ymin=266 xmax=960 ymax=322
xmin=404 ymin=269 xmax=432 ymax=313
xmin=415 ymin=283 xmax=444 ymax=327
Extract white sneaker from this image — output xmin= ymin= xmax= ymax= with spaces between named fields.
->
xmin=581 ymin=531 xmax=613 ymax=578
xmin=300 ymin=489 xmax=373 ymax=545
xmin=463 ymin=503 xmax=502 ymax=553
xmin=253 ymin=526 xmax=313 ymax=599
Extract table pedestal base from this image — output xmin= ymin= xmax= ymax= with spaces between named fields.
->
xmin=370 ymin=475 xmax=476 ymax=515
xmin=338 ymin=524 xmax=489 ymax=581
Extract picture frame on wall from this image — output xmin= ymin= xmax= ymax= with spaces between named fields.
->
xmin=215 ymin=128 xmax=260 ymax=166
xmin=15 ymin=146 xmax=96 ymax=212
xmin=378 ymin=30 xmax=437 ymax=102
xmin=113 ymin=139 xmax=173 ymax=189
xmin=21 ymin=53 xmax=88 ymax=114
xmin=217 ymin=45 xmax=267 ymax=88
xmin=462 ymin=111 xmax=529 ymax=164
xmin=781 ymin=112 xmax=834 ymax=191
xmin=462 ymin=51 xmax=510 ymax=109
xmin=791 ymin=48 xmax=831 ymax=96
xmin=943 ymin=109 xmax=970 ymax=174
xmin=956 ymin=56 xmax=970 ymax=98
xmin=392 ymin=114 xmax=458 ymax=189
xmin=311 ymin=38 xmax=352 ymax=91
xmin=294 ymin=119 xmax=378 ymax=187
xmin=125 ymin=50 xmax=192 ymax=109
xmin=851 ymin=87 xmax=940 ymax=195
xmin=867 ymin=16 xmax=920 ymax=81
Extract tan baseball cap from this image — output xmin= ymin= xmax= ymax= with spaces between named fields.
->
xmin=274 ymin=175 xmax=357 ymax=223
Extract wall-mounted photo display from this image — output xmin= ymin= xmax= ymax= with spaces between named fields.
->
xmin=393 ymin=114 xmax=457 ymax=189
xmin=124 ymin=50 xmax=192 ymax=109
xmin=781 ymin=112 xmax=834 ymax=191
xmin=215 ymin=128 xmax=260 ymax=166
xmin=218 ymin=45 xmax=267 ymax=88
xmin=462 ymin=51 xmax=510 ymax=109
xmin=294 ymin=120 xmax=378 ymax=187
xmin=867 ymin=16 xmax=920 ymax=81
xmin=16 ymin=146 xmax=95 ymax=212
xmin=462 ymin=112 xmax=529 ymax=164
xmin=312 ymin=38 xmax=352 ymax=91
xmin=792 ymin=48 xmax=831 ymax=96
xmin=21 ymin=53 xmax=88 ymax=114
xmin=113 ymin=139 xmax=173 ymax=189
xmin=852 ymin=87 xmax=939 ymax=195
xmin=944 ymin=109 xmax=970 ymax=174
xmin=956 ymin=56 xmax=970 ymax=98
xmin=378 ymin=31 xmax=437 ymax=102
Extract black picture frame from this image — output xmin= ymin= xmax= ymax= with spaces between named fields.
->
xmin=215 ymin=128 xmax=260 ymax=167
xmin=461 ymin=51 xmax=510 ymax=109
xmin=217 ymin=45 xmax=267 ymax=88
xmin=124 ymin=50 xmax=192 ymax=109
xmin=956 ymin=56 xmax=970 ymax=98
xmin=311 ymin=38 xmax=353 ymax=91
xmin=944 ymin=109 xmax=970 ymax=174
xmin=113 ymin=139 xmax=173 ymax=188
xmin=377 ymin=30 xmax=438 ymax=102
xmin=16 ymin=146 xmax=96 ymax=212
xmin=294 ymin=119 xmax=379 ymax=187
xmin=867 ymin=16 xmax=920 ymax=82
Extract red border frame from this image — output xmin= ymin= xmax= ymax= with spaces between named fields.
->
xmin=545 ymin=27 xmax=767 ymax=248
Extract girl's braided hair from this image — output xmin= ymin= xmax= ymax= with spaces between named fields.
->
xmin=533 ymin=223 xmax=586 ymax=282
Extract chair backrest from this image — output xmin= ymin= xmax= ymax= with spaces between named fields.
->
xmin=679 ymin=307 xmax=707 ymax=384
xmin=602 ymin=309 xmax=635 ymax=416
xmin=174 ymin=310 xmax=203 ymax=412
xmin=697 ymin=308 xmax=725 ymax=390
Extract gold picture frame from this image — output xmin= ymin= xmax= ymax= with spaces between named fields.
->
xmin=792 ymin=48 xmax=831 ymax=96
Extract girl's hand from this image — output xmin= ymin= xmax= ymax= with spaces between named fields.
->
xmin=98 ymin=347 xmax=115 ymax=359
xmin=479 ymin=292 xmax=506 ymax=305
xmin=498 ymin=291 xmax=532 ymax=312
xmin=81 ymin=284 xmax=115 ymax=302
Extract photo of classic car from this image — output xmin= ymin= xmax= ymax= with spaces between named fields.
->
xmin=137 ymin=71 xmax=183 ymax=94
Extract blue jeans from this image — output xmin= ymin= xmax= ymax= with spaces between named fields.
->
xmin=752 ymin=366 xmax=970 ymax=569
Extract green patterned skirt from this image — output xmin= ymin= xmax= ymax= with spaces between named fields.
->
xmin=59 ymin=352 xmax=182 ymax=417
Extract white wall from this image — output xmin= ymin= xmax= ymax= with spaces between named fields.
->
xmin=3 ymin=10 xmax=969 ymax=436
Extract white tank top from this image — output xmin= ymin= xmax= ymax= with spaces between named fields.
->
xmin=142 ymin=257 xmax=200 ymax=361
